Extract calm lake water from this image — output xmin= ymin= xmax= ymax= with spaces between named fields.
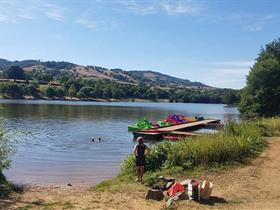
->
xmin=1 ymin=100 xmax=239 ymax=185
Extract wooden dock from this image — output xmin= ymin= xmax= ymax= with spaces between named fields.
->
xmin=170 ymin=131 xmax=201 ymax=136
xmin=133 ymin=119 xmax=220 ymax=141
xmin=155 ymin=119 xmax=220 ymax=132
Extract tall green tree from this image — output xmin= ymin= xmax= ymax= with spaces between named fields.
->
xmin=23 ymin=84 xmax=38 ymax=96
xmin=223 ymin=90 xmax=239 ymax=105
xmin=103 ymin=86 xmax=112 ymax=98
xmin=239 ymin=38 xmax=280 ymax=117
xmin=68 ymin=84 xmax=77 ymax=98
xmin=46 ymin=86 xmax=56 ymax=98
xmin=6 ymin=65 xmax=25 ymax=80
xmin=77 ymin=87 xmax=94 ymax=98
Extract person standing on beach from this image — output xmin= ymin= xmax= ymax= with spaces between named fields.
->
xmin=133 ymin=137 xmax=149 ymax=182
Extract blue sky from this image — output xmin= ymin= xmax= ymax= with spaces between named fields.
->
xmin=0 ymin=0 xmax=279 ymax=89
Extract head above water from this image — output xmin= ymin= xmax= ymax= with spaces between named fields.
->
xmin=137 ymin=137 xmax=144 ymax=144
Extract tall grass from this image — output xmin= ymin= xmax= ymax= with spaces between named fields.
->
xmin=121 ymin=119 xmax=279 ymax=179
xmin=259 ymin=117 xmax=280 ymax=137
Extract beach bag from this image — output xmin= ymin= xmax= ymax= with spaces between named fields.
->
xmin=167 ymin=182 xmax=185 ymax=197
xmin=200 ymin=180 xmax=213 ymax=200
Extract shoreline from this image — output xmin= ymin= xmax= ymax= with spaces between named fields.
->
xmin=2 ymin=137 xmax=280 ymax=210
xmin=0 ymin=94 xmax=167 ymax=103
xmin=0 ymin=94 xmax=234 ymax=105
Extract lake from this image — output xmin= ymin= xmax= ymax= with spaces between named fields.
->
xmin=0 ymin=100 xmax=239 ymax=185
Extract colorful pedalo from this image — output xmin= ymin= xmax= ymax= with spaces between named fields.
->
xmin=128 ymin=114 xmax=198 ymax=132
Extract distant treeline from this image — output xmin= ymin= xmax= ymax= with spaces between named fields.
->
xmin=0 ymin=65 xmax=239 ymax=104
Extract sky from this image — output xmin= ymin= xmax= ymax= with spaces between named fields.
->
xmin=0 ymin=0 xmax=279 ymax=89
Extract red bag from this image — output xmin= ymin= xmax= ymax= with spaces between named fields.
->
xmin=167 ymin=182 xmax=185 ymax=197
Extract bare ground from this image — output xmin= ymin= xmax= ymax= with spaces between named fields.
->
xmin=1 ymin=137 xmax=280 ymax=210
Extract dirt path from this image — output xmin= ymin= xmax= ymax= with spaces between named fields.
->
xmin=2 ymin=137 xmax=280 ymax=210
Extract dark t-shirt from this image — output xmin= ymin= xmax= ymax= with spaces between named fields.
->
xmin=135 ymin=143 xmax=147 ymax=166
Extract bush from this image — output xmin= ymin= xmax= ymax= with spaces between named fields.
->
xmin=1 ymin=82 xmax=22 ymax=96
xmin=23 ymin=84 xmax=38 ymax=96
xmin=121 ymin=142 xmax=172 ymax=176
xmin=0 ymin=123 xmax=13 ymax=172
xmin=0 ymin=121 xmax=18 ymax=197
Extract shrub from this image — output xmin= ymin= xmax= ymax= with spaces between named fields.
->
xmin=0 ymin=121 xmax=16 ymax=197
xmin=0 ymin=122 xmax=13 ymax=172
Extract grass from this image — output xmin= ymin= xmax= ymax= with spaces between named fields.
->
xmin=120 ymin=120 xmax=270 ymax=185
xmin=15 ymin=205 xmax=34 ymax=210
xmin=92 ymin=118 xmax=280 ymax=191
xmin=92 ymin=175 xmax=147 ymax=194
xmin=14 ymin=201 xmax=76 ymax=210
xmin=0 ymin=172 xmax=23 ymax=197
xmin=259 ymin=117 xmax=280 ymax=137
xmin=62 ymin=201 xmax=75 ymax=209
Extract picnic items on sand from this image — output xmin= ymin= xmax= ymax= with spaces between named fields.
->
xmin=145 ymin=176 xmax=213 ymax=207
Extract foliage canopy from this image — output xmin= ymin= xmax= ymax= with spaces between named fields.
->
xmin=239 ymin=38 xmax=280 ymax=117
xmin=7 ymin=65 xmax=25 ymax=80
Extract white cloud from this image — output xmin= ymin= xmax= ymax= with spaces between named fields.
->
xmin=76 ymin=17 xmax=97 ymax=29
xmin=112 ymin=0 xmax=274 ymax=33
xmin=76 ymin=15 xmax=121 ymax=31
xmin=0 ymin=0 xmax=67 ymax=24
xmin=114 ymin=0 xmax=203 ymax=16
xmin=177 ymin=60 xmax=254 ymax=88
xmin=212 ymin=68 xmax=250 ymax=76
xmin=161 ymin=0 xmax=203 ymax=16
xmin=0 ymin=14 xmax=17 ymax=23
xmin=206 ymin=61 xmax=254 ymax=88
xmin=224 ymin=13 xmax=275 ymax=32
xmin=45 ymin=6 xmax=66 ymax=22
xmin=210 ymin=61 xmax=254 ymax=68
xmin=114 ymin=0 xmax=157 ymax=15
xmin=17 ymin=13 xmax=34 ymax=20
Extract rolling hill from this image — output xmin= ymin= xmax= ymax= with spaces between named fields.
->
xmin=0 ymin=58 xmax=209 ymax=88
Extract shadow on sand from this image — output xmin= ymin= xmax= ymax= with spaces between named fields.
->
xmin=198 ymin=196 xmax=228 ymax=206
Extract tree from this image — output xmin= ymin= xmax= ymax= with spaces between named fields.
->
xmin=6 ymin=65 xmax=25 ymax=80
xmin=3 ymin=83 xmax=22 ymax=96
xmin=103 ymin=86 xmax=112 ymax=98
xmin=111 ymin=87 xmax=123 ymax=99
xmin=55 ymin=87 xmax=65 ymax=98
xmin=146 ymin=89 xmax=157 ymax=101
xmin=23 ymin=84 xmax=38 ymax=96
xmin=77 ymin=87 xmax=94 ymax=98
xmin=46 ymin=86 xmax=56 ymax=98
xmin=92 ymin=84 xmax=103 ymax=98
xmin=239 ymin=38 xmax=280 ymax=117
xmin=223 ymin=90 xmax=239 ymax=105
xmin=68 ymin=84 xmax=77 ymax=98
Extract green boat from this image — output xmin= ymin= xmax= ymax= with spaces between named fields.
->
xmin=128 ymin=118 xmax=153 ymax=132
